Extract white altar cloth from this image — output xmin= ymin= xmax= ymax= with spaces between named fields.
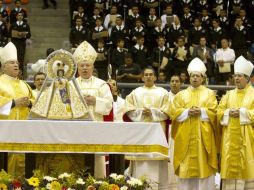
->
xmin=0 ymin=120 xmax=169 ymax=158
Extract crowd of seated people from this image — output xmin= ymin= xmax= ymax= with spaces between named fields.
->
xmin=69 ymin=0 xmax=254 ymax=85
xmin=0 ymin=0 xmax=30 ymax=77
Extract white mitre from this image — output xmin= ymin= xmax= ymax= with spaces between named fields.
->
xmin=73 ymin=41 xmax=97 ymax=64
xmin=0 ymin=42 xmax=17 ymax=64
xmin=187 ymin=57 xmax=207 ymax=75
xmin=31 ymin=59 xmax=47 ymax=73
xmin=234 ymin=56 xmax=254 ymax=77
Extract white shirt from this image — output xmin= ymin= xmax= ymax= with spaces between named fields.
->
xmin=215 ymin=47 xmax=235 ymax=64
xmin=113 ymin=96 xmax=125 ymax=121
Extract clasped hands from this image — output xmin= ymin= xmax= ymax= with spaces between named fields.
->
xmin=84 ymin=95 xmax=96 ymax=106
xmin=143 ymin=107 xmax=152 ymax=117
xmin=14 ymin=97 xmax=31 ymax=107
xmin=229 ymin=108 xmax=240 ymax=118
xmin=188 ymin=106 xmax=201 ymax=116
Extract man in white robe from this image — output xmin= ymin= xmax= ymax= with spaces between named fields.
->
xmin=32 ymin=72 xmax=46 ymax=98
xmin=73 ymin=40 xmax=113 ymax=178
xmin=123 ymin=67 xmax=170 ymax=190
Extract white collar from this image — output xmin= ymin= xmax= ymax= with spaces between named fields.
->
xmin=95 ymin=26 xmax=103 ymax=31
xmin=15 ymin=7 xmax=21 ymax=11
xmin=184 ymin=13 xmax=191 ymax=18
xmin=80 ymin=75 xmax=93 ymax=82
xmin=173 ymin=23 xmax=181 ymax=29
xmin=93 ymin=15 xmax=100 ymax=19
xmin=116 ymin=24 xmax=124 ymax=30
xmin=16 ymin=21 xmax=23 ymax=25
xmin=78 ymin=12 xmax=84 ymax=17
xmin=117 ymin=47 xmax=124 ymax=52
xmin=214 ymin=26 xmax=221 ymax=31
xmin=202 ymin=16 xmax=209 ymax=20
xmin=149 ymin=15 xmax=156 ymax=20
xmin=237 ymin=25 xmax=244 ymax=30
xmin=131 ymin=13 xmax=139 ymax=18
xmin=135 ymin=26 xmax=143 ymax=31
xmin=155 ymin=26 xmax=164 ymax=32
xmin=195 ymin=26 xmax=202 ymax=30
xmin=158 ymin=46 xmax=166 ymax=51
xmin=76 ymin=25 xmax=83 ymax=30
xmin=220 ymin=16 xmax=227 ymax=21
xmin=134 ymin=44 xmax=144 ymax=50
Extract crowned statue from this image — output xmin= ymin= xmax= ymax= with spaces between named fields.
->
xmin=28 ymin=49 xmax=95 ymax=174
xmin=29 ymin=49 xmax=93 ymax=120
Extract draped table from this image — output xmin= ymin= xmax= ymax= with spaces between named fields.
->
xmin=0 ymin=120 xmax=169 ymax=176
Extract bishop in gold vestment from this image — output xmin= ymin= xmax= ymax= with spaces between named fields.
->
xmin=169 ymin=58 xmax=218 ymax=190
xmin=217 ymin=56 xmax=254 ymax=190
xmin=0 ymin=42 xmax=35 ymax=177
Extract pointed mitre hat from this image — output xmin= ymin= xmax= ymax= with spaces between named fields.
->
xmin=0 ymin=42 xmax=17 ymax=65
xmin=187 ymin=57 xmax=207 ymax=75
xmin=234 ymin=56 xmax=254 ymax=77
xmin=73 ymin=41 xmax=97 ymax=64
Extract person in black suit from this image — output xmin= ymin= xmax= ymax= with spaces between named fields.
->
xmin=230 ymin=16 xmax=251 ymax=58
xmin=10 ymin=12 xmax=31 ymax=74
xmin=94 ymin=39 xmax=108 ymax=80
xmin=192 ymin=36 xmax=214 ymax=82
xmin=150 ymin=35 xmax=172 ymax=77
xmin=110 ymin=16 xmax=129 ymax=47
xmin=0 ymin=0 xmax=8 ymax=23
xmin=10 ymin=0 xmax=27 ymax=24
xmin=188 ymin=18 xmax=207 ymax=47
xmin=111 ymin=38 xmax=128 ymax=77
xmin=0 ymin=14 xmax=8 ymax=47
xmin=130 ymin=35 xmax=149 ymax=70
xmin=69 ymin=17 xmax=89 ymax=48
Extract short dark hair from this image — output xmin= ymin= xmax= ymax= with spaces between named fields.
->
xmin=116 ymin=38 xmax=124 ymax=44
xmin=46 ymin=48 xmax=55 ymax=56
xmin=34 ymin=72 xmax=46 ymax=81
xmin=170 ymin=74 xmax=180 ymax=81
xmin=136 ymin=35 xmax=144 ymax=40
xmin=142 ymin=66 xmax=156 ymax=76
xmin=124 ymin=53 xmax=133 ymax=59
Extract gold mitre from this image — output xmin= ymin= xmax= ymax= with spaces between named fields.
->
xmin=0 ymin=42 xmax=17 ymax=64
xmin=73 ymin=41 xmax=97 ymax=64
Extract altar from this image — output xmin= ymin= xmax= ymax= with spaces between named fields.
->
xmin=0 ymin=120 xmax=169 ymax=176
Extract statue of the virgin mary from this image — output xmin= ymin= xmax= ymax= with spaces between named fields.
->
xmin=29 ymin=49 xmax=93 ymax=120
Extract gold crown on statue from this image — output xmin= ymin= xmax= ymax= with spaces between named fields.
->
xmin=0 ymin=42 xmax=17 ymax=64
xmin=47 ymin=49 xmax=76 ymax=80
xmin=73 ymin=41 xmax=97 ymax=64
